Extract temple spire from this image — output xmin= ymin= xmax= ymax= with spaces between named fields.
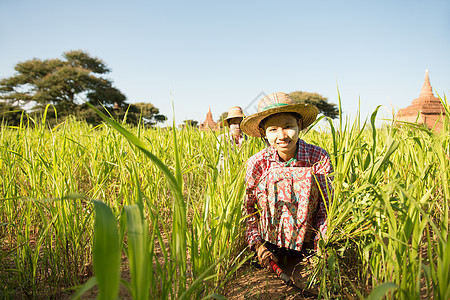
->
xmin=419 ymin=69 xmax=433 ymax=98
xmin=199 ymin=106 xmax=219 ymax=131
xmin=206 ymin=106 xmax=213 ymax=120
xmin=395 ymin=69 xmax=445 ymax=132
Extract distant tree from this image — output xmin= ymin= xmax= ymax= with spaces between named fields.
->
xmin=0 ymin=101 xmax=25 ymax=126
xmin=289 ymin=91 xmax=338 ymax=119
xmin=181 ymin=119 xmax=198 ymax=128
xmin=217 ymin=112 xmax=228 ymax=124
xmin=114 ymin=102 xmax=167 ymax=127
xmin=0 ymin=50 xmax=127 ymax=124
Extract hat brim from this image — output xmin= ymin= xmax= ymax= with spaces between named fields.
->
xmin=241 ymin=103 xmax=319 ymax=137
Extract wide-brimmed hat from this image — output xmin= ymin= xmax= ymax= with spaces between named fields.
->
xmin=221 ymin=106 xmax=245 ymax=127
xmin=241 ymin=92 xmax=319 ymax=137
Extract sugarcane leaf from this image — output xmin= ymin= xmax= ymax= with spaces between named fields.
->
xmin=366 ymin=282 xmax=398 ymax=300
xmin=92 ymin=200 xmax=121 ymax=300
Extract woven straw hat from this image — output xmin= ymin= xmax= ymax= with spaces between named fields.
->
xmin=241 ymin=92 xmax=319 ymax=137
xmin=221 ymin=106 xmax=245 ymax=127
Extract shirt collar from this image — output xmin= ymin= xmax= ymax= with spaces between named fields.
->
xmin=266 ymin=140 xmax=302 ymax=163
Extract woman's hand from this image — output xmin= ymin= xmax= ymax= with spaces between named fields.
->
xmin=255 ymin=242 xmax=278 ymax=269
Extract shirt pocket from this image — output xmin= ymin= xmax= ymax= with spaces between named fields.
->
xmin=268 ymin=173 xmax=294 ymax=204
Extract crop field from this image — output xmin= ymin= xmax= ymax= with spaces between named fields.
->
xmin=1 ymin=100 xmax=450 ymax=299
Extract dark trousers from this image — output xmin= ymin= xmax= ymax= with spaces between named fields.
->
xmin=263 ymin=240 xmax=315 ymax=262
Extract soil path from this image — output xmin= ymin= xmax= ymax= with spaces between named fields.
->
xmin=79 ymin=252 xmax=318 ymax=299
xmin=224 ymin=254 xmax=318 ymax=299
xmin=75 ymin=232 xmax=319 ymax=299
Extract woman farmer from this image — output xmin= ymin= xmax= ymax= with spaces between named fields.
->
xmin=240 ymin=92 xmax=333 ymax=269
xmin=217 ymin=106 xmax=247 ymax=170
xmin=218 ymin=106 xmax=246 ymax=146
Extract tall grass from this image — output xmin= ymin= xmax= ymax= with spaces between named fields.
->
xmin=307 ymin=95 xmax=450 ymax=299
xmin=79 ymin=106 xmax=258 ymax=299
xmin=0 ymin=95 xmax=449 ymax=299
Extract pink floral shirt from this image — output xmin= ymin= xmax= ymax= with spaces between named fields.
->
xmin=245 ymin=139 xmax=333 ymax=250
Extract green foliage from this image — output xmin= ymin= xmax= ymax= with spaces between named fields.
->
xmin=290 ymin=91 xmax=339 ymax=119
xmin=92 ymin=201 xmax=121 ymax=300
xmin=181 ymin=119 xmax=198 ymax=128
xmin=0 ymin=50 xmax=125 ymax=108
xmin=217 ymin=111 xmax=228 ymax=123
xmin=306 ymin=94 xmax=450 ymax=299
xmin=366 ymin=282 xmax=398 ymax=300
xmin=0 ymin=50 xmax=168 ymax=126
xmin=0 ymin=101 xmax=25 ymax=126
xmin=115 ymin=102 xmax=167 ymax=127
xmin=1 ymin=93 xmax=450 ymax=299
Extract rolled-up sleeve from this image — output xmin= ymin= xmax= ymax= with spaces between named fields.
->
xmin=244 ymin=155 xmax=264 ymax=249
xmin=313 ymin=150 xmax=334 ymax=241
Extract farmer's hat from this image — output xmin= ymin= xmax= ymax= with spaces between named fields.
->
xmin=241 ymin=92 xmax=319 ymax=137
xmin=221 ymin=106 xmax=245 ymax=127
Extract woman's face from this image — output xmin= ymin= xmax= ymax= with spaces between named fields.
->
xmin=263 ymin=113 xmax=300 ymax=160
xmin=228 ymin=117 xmax=243 ymax=137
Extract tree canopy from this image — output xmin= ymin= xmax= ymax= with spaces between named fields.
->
xmin=0 ymin=50 xmax=166 ymax=126
xmin=0 ymin=50 xmax=126 ymax=110
xmin=217 ymin=112 xmax=228 ymax=124
xmin=0 ymin=101 xmax=25 ymax=126
xmin=115 ymin=102 xmax=167 ymax=127
xmin=289 ymin=91 xmax=339 ymax=119
xmin=181 ymin=119 xmax=198 ymax=128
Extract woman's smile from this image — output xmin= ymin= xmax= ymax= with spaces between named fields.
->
xmin=263 ymin=113 xmax=300 ymax=161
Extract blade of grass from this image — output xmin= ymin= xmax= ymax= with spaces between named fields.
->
xmin=92 ymin=200 xmax=120 ymax=300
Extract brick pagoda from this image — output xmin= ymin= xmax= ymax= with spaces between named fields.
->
xmin=199 ymin=107 xmax=219 ymax=131
xmin=395 ymin=70 xmax=445 ymax=131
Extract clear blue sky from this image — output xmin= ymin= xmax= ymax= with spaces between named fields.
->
xmin=1 ymin=0 xmax=449 ymax=126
